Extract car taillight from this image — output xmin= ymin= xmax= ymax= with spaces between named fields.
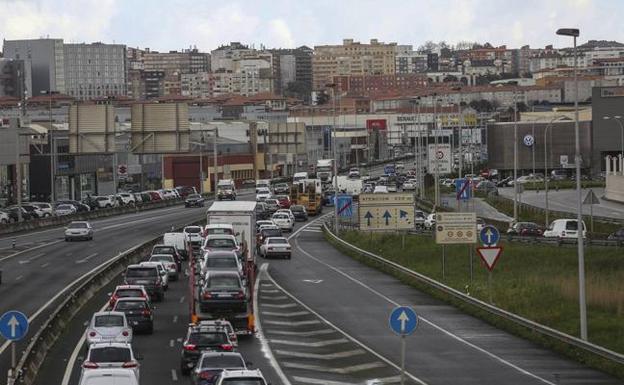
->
xmin=268 ymin=247 xmax=273 ymax=251
xmin=169 ymin=263 xmax=176 ymax=269
xmin=82 ymin=361 xmax=99 ymax=369
xmin=199 ymin=371 xmax=217 ymax=380
xmin=202 ymin=292 xmax=212 ymax=299
xmin=122 ymin=330 xmax=129 ymax=336
xmin=220 ymin=344 xmax=233 ymax=351
xmin=183 ymin=344 xmax=197 ymax=351
xmin=235 ymin=291 xmax=245 ymax=299
xmin=122 ymin=361 xmax=138 ymax=368
xmin=89 ymin=331 xmax=96 ymax=337
xmin=141 ymin=309 xmax=151 ymax=316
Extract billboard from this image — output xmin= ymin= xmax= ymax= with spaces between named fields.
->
xmin=367 ymin=119 xmax=387 ymax=131
xmin=68 ymin=104 xmax=116 ymax=154
xmin=130 ymin=103 xmax=190 ymax=153
xmin=428 ymin=143 xmax=452 ymax=174
xmin=359 ymin=193 xmax=415 ymax=231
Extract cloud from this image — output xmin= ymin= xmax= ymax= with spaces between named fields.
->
xmin=267 ymin=19 xmax=295 ymax=48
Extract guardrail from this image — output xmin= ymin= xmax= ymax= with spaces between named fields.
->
xmin=322 ymin=222 xmax=624 ymax=370
xmin=12 ymin=219 xmax=204 ymax=385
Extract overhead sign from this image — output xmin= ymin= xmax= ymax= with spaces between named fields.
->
xmin=476 ymin=247 xmax=503 ymax=271
xmin=359 ymin=193 xmax=415 ymax=231
xmin=428 ymin=144 xmax=452 ymax=174
xmin=389 ymin=306 xmax=418 ymax=336
xmin=435 ymin=212 xmax=477 ymax=244
xmin=336 ymin=194 xmax=353 ymax=218
xmin=0 ymin=310 xmax=29 ymax=341
xmin=583 ymin=189 xmax=600 ymax=205
xmin=479 ymin=225 xmax=500 ymax=247
xmin=455 ymin=178 xmax=472 ymax=201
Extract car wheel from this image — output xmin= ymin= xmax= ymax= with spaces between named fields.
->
xmin=287 ymin=254 xmax=291 ymax=260
xmin=105 ymin=204 xmax=111 ymax=208
xmin=65 ymin=237 xmax=69 ymax=242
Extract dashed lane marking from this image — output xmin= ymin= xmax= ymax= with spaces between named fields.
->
xmin=275 ymin=349 xmax=366 ymax=360
xmin=261 ymin=310 xmax=310 ymax=317
xmin=282 ymin=361 xmax=386 ymax=374
xmin=263 ymin=319 xmax=321 ymax=326
xmin=172 ymin=315 xmax=178 ymax=323
xmin=75 ymin=253 xmax=98 ymax=264
xmin=262 ymin=303 xmax=298 ymax=309
xmin=169 ymin=339 xmax=174 ymax=348
xmin=18 ymin=253 xmax=45 ymax=264
xmin=293 ymin=375 xmax=401 ymax=385
xmin=15 ymin=275 xmax=23 ymax=281
xmin=0 ymin=239 xmax=62 ymax=263
xmin=171 ymin=369 xmax=178 ymax=382
xmin=261 ymin=295 xmax=289 ymax=300
xmin=269 ymin=338 xmax=349 ymax=347
xmin=269 ymin=329 xmax=336 ymax=337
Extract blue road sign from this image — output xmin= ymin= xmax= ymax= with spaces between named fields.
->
xmin=389 ymin=306 xmax=418 ymax=336
xmin=384 ymin=165 xmax=395 ymax=175
xmin=0 ymin=310 xmax=29 ymax=341
xmin=455 ymin=178 xmax=472 ymax=200
xmin=336 ymin=194 xmax=353 ymax=218
xmin=480 ymin=225 xmax=500 ymax=247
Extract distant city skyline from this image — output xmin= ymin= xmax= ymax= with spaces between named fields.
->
xmin=1 ymin=0 xmax=623 ymax=52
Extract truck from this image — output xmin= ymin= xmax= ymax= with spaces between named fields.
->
xmin=316 ymin=159 xmax=335 ymax=183
xmin=334 ymin=176 xmax=363 ymax=200
xmin=289 ymin=179 xmax=323 ymax=216
xmin=194 ymin=201 xmax=257 ymax=334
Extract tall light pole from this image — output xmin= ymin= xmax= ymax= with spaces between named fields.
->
xmin=557 ymin=27 xmax=586 ymax=341
xmin=543 ymin=116 xmax=564 ymax=227
xmin=602 ymin=116 xmax=624 ymax=158
xmin=433 ymin=96 xmax=440 ymax=208
xmin=513 ymin=91 xmax=518 ymax=222
xmin=42 ymin=90 xmax=58 ymax=201
xmin=327 ymin=83 xmax=339 ymax=233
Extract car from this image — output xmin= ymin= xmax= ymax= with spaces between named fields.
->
xmin=111 ymin=297 xmax=154 ymax=334
xmin=202 ymin=235 xmax=241 ymax=260
xmin=214 ymin=369 xmax=268 ymax=385
xmin=55 ymin=204 xmax=76 ymax=216
xmin=272 ymin=183 xmax=290 ymax=195
xmin=256 ymin=226 xmax=282 ymax=251
xmin=543 ymin=219 xmax=587 ymax=239
xmin=200 ymin=251 xmax=244 ymax=279
xmin=271 ymin=212 xmax=293 ymax=232
xmin=5 ymin=206 xmax=34 ymax=221
xmin=199 ymin=271 xmax=247 ymax=314
xmin=139 ymin=261 xmax=169 ymax=291
xmin=255 ymin=220 xmax=275 ymax=232
xmin=181 ymin=325 xmax=237 ymax=376
xmin=31 ymin=202 xmax=54 ymax=217
xmin=81 ymin=342 xmax=140 ymax=379
xmin=402 ymin=179 xmax=417 ymax=191
xmin=373 ymin=185 xmax=388 ymax=194
xmin=85 ymin=311 xmax=133 ymax=345
xmin=123 ymin=264 xmax=165 ymax=301
xmin=93 ymin=196 xmax=115 ymax=208
xmin=424 ymin=213 xmax=436 ymax=229
xmin=186 ymin=193 xmax=205 ymax=207
xmin=254 ymin=202 xmax=270 ymax=220
xmin=147 ymin=191 xmax=163 ymax=201
xmin=290 ymin=205 xmax=308 ymax=221
xmin=414 ymin=210 xmax=426 ymax=229
xmin=149 ymin=254 xmax=179 ymax=281
xmin=190 ymin=352 xmax=246 ymax=383
xmin=176 ymin=186 xmax=199 ymax=198
xmin=386 ymin=184 xmax=398 ymax=193
xmin=259 ymin=237 xmax=291 ymax=259
xmin=607 ymin=228 xmax=624 ymax=241
xmin=204 ymin=224 xmax=235 ymax=237
xmin=152 ymin=244 xmax=182 ymax=271
xmin=507 ymin=222 xmax=544 ymax=237
xmin=0 ymin=210 xmax=9 ymax=224
xmin=163 ymin=232 xmax=189 ymax=260
xmin=275 ymin=208 xmax=295 ymax=222
xmin=475 ymin=180 xmax=498 ymax=196
xmin=217 ymin=180 xmax=237 ymax=201
xmin=196 ymin=319 xmax=238 ymax=348
xmin=348 ymin=170 xmax=360 ymax=179
xmin=508 ymin=174 xmax=544 ymax=186
xmin=184 ymin=225 xmax=205 ymax=253
xmin=117 ymin=193 xmax=136 ymax=205
xmin=551 ymin=169 xmax=570 ymax=181
xmin=255 ymin=187 xmax=271 ymax=201
xmin=65 ymin=221 xmax=94 ymax=241
xmin=496 ymin=176 xmax=513 ymax=187
xmin=57 ymin=199 xmax=91 ymax=212
xmin=159 ymin=189 xmax=178 ymax=199
xmin=263 ymin=198 xmax=280 ymax=213
xmin=21 ymin=204 xmax=46 ymax=219
xmin=108 ymin=285 xmax=150 ymax=309
xmin=77 ymin=368 xmax=139 ymax=385
xmin=275 ymin=195 xmax=291 ymax=209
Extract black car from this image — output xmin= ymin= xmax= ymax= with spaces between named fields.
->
xmin=185 ymin=194 xmax=205 ymax=207
xmin=199 ymin=271 xmax=247 ymax=314
xmin=290 ymin=205 xmax=308 ymax=221
xmin=607 ymin=228 xmax=624 ymax=241
xmin=273 ymin=183 xmax=290 ymax=195
xmin=124 ymin=265 xmax=165 ymax=301
xmin=254 ymin=202 xmax=270 ymax=220
xmin=180 ymin=324 xmax=234 ymax=375
xmin=112 ymin=297 xmax=154 ymax=334
xmin=507 ymin=222 xmax=544 ymax=237
xmin=496 ymin=177 xmax=513 ymax=187
xmin=176 ymin=186 xmax=198 ymax=198
xmin=5 ymin=206 xmax=33 ymax=222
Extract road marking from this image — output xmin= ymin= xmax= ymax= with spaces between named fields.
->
xmin=262 ymin=310 xmax=310 ymax=317
xmin=179 ymin=296 xmax=185 ymax=303
xmin=261 ymin=289 xmax=280 ymax=293
xmin=293 ymin=376 xmax=401 ymax=385
xmin=261 ymin=295 xmax=289 ymax=300
xmin=75 ymin=253 xmax=98 ymax=264
xmin=262 ymin=303 xmax=297 ymax=309
xmin=171 ymin=369 xmax=178 ymax=381
xmin=261 ymin=283 xmax=274 ymax=287
xmin=169 ymin=339 xmax=174 ymax=348
xmin=269 ymin=329 xmax=336 ymax=337
xmin=15 ymin=275 xmax=23 ymax=281
xmin=301 ymin=229 xmax=323 ymax=233
xmin=282 ymin=361 xmax=385 ymax=374
xmin=293 ymin=237 xmax=557 ymax=385
xmin=173 ymin=315 xmax=178 ymax=323
xmin=270 ymin=338 xmax=349 ymax=347
xmin=40 ymin=262 xmax=50 ymax=268
xmin=0 ymin=239 xmax=62 ymax=263
xmin=275 ymin=348 xmax=365 ymax=360
xmin=264 ymin=319 xmax=321 ymax=326
xmin=18 ymin=253 xmax=45 ymax=264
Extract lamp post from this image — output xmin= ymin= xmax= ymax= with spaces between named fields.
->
xmin=326 ymin=83 xmax=339 ymax=234
xmin=602 ymin=116 xmax=624 ymax=159
xmin=543 ymin=116 xmax=564 ymax=227
xmin=42 ymin=90 xmax=58 ymax=202
xmin=513 ymin=91 xmax=519 ymax=222
xmin=557 ymin=27 xmax=586 ymax=341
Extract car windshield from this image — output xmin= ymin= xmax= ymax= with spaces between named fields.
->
xmin=126 ymin=267 xmax=157 ymax=278
xmin=207 ymin=228 xmax=234 ymax=236
xmin=206 ymin=257 xmax=237 ymax=268
xmin=187 ymin=194 xmax=201 ymax=199
xmin=256 ymin=188 xmax=269 ymax=194
xmin=207 ymin=239 xmax=235 ymax=248
xmin=57 ymin=205 xmax=72 ymax=210
xmin=190 ymin=332 xmax=229 ymax=346
xmin=68 ymin=222 xmax=88 ymax=229
xmin=114 ymin=301 xmax=147 ymax=311
xmin=116 ymin=289 xmax=144 ymax=298
xmin=221 ymin=379 xmax=265 ymax=385
xmin=268 ymin=238 xmax=287 ymax=244
xmin=291 ymin=206 xmax=303 ymax=212
xmin=207 ymin=275 xmax=240 ymax=289
xmin=262 ymin=229 xmax=282 ymax=237
xmin=150 ymin=255 xmax=174 ymax=263
xmin=185 ymin=227 xmax=202 ymax=233
xmin=199 ymin=355 xmax=244 ymax=369
xmin=89 ymin=347 xmax=131 ymax=363
xmin=94 ymin=314 xmax=124 ymax=327
xmin=153 ymin=246 xmax=175 ymax=254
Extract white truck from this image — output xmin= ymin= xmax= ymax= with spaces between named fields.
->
xmin=316 ymin=159 xmax=335 ymax=183
xmin=206 ymin=201 xmax=257 ymax=266
xmin=335 ymin=175 xmax=363 ymax=198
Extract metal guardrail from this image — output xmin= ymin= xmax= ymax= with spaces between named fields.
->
xmin=322 ymin=222 xmax=624 ymax=367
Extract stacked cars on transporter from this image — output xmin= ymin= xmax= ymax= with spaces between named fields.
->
xmin=289 ymin=178 xmax=323 ymax=216
xmin=193 ymin=201 xmax=257 ymax=335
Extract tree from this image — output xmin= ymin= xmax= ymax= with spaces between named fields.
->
xmin=417 ymin=41 xmax=437 ymax=53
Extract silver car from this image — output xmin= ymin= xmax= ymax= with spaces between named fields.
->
xmin=86 ymin=311 xmax=133 ymax=345
xmin=81 ymin=342 xmax=140 ymax=382
xmin=65 ymin=221 xmax=94 ymax=241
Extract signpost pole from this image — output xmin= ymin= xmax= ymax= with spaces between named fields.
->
xmin=10 ymin=341 xmax=16 ymax=385
xmin=400 ymin=334 xmax=406 ymax=385
xmin=469 ymin=245 xmax=473 ymax=283
xmin=488 ymin=271 xmax=493 ymax=304
xmin=442 ymin=245 xmax=446 ymax=280
xmin=590 ymin=202 xmax=594 ymax=234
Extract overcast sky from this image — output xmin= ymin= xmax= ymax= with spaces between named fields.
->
xmin=1 ymin=0 xmax=623 ymax=52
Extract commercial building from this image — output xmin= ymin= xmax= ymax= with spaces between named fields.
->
xmin=312 ymin=39 xmax=397 ymax=91
xmin=395 ymin=45 xmax=428 ymax=74
xmin=591 ymin=86 xmax=624 ymax=175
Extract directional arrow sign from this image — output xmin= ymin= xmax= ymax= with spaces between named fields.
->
xmin=364 ymin=211 xmax=373 ymax=226
xmin=399 ymin=210 xmax=408 ymax=219
xmin=383 ymin=210 xmax=392 ymax=226
xmin=389 ymin=306 xmax=418 ymax=336
xmin=479 ymin=225 xmax=500 ymax=247
xmin=476 ymin=247 xmax=503 ymax=271
xmin=0 ymin=310 xmax=29 ymax=341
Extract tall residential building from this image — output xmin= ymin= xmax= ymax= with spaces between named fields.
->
xmin=209 ymin=43 xmax=274 ymax=97
xmin=2 ymin=38 xmax=65 ymax=95
xmin=270 ymin=46 xmax=313 ymax=102
xmin=181 ymin=72 xmax=211 ymax=98
xmin=312 ymin=38 xmax=397 ymax=91
xmin=395 ymin=45 xmax=428 ymax=74
xmin=143 ymin=51 xmax=191 ymax=76
xmin=0 ymin=59 xmax=31 ymax=98
xmin=211 ymin=42 xmax=257 ymax=72
xmin=63 ymin=42 xmax=127 ymax=100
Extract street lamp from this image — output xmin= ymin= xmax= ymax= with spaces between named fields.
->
xmin=543 ymin=116 xmax=565 ymax=227
xmin=42 ymin=90 xmax=59 ymax=202
xmin=326 ymin=83 xmax=339 ymax=234
xmin=602 ymin=116 xmax=624 ymax=158
xmin=556 ymin=27 xmax=587 ymax=341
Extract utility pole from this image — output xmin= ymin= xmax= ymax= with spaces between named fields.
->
xmin=15 ymin=126 xmax=22 ymax=222
xmin=213 ymin=129 xmax=218 ymax=191
xmin=458 ymin=103 xmax=463 ymax=179
xmin=513 ymin=91 xmax=518 ymax=222
xmin=433 ymin=97 xmax=440 ymax=208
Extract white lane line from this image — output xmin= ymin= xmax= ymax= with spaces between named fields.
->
xmin=0 ymin=239 xmax=62 ymax=263
xmin=293 ymin=238 xmax=557 ymax=385
xmin=179 ymin=296 xmax=185 ymax=303
xmin=270 ymin=338 xmax=349 ymax=347
xmin=269 ymin=329 xmax=336 ymax=337
xmin=282 ymin=361 xmax=385 ymax=374
xmin=61 ymin=302 xmax=109 ymax=385
xmin=264 ymin=320 xmax=321 ymax=326
xmin=275 ymin=349 xmax=365 ymax=360
xmin=261 ymin=295 xmax=289 ymax=300
xmin=262 ymin=303 xmax=297 ymax=309
xmin=292 ymin=376 xmax=357 ymax=385
xmin=169 ymin=339 xmax=174 ymax=348
xmin=301 ymin=229 xmax=323 ymax=233
xmin=75 ymin=253 xmax=98 ymax=264
xmin=261 ymin=289 xmax=280 ymax=293
xmin=40 ymin=262 xmax=50 ymax=268
xmin=262 ymin=311 xmax=310 ymax=317
xmin=171 ymin=369 xmax=178 ymax=381
xmin=261 ymin=283 xmax=274 ymax=287
xmin=15 ymin=275 xmax=23 ymax=281
xmin=18 ymin=253 xmax=45 ymax=264
xmin=173 ymin=315 xmax=178 ymax=323
xmin=265 ymin=270 xmax=428 ymax=385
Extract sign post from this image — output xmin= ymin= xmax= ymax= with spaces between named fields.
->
xmin=389 ymin=306 xmax=418 ymax=385
xmin=477 ymin=225 xmax=502 ymax=303
xmin=1 ymin=310 xmax=29 ymax=385
xmin=583 ymin=189 xmax=600 ymax=233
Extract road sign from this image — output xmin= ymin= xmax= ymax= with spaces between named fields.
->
xmin=476 ymin=247 xmax=503 ymax=271
xmin=359 ymin=193 xmax=415 ymax=231
xmin=455 ymin=178 xmax=472 ymax=201
xmin=336 ymin=194 xmax=353 ymax=218
xmin=117 ymin=164 xmax=128 ymax=176
xmin=479 ymin=225 xmax=500 ymax=247
xmin=0 ymin=310 xmax=29 ymax=341
xmin=384 ymin=165 xmax=396 ymax=175
xmin=428 ymin=144 xmax=452 ymax=174
xmin=389 ymin=306 xmax=418 ymax=336
xmin=435 ymin=212 xmax=477 ymax=244
xmin=583 ymin=189 xmax=600 ymax=205
xmin=523 ymin=134 xmax=534 ymax=147
xmin=560 ymin=155 xmax=569 ymax=167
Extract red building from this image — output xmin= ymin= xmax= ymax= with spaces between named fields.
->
xmin=333 ymin=74 xmax=427 ymax=97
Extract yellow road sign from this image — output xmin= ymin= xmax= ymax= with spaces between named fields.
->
xmin=359 ymin=193 xmax=415 ymax=231
xmin=435 ymin=212 xmax=477 ymax=244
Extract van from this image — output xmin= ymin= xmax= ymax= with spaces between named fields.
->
xmin=163 ymin=232 xmax=188 ymax=259
xmin=293 ymin=172 xmax=308 ymax=183
xmin=543 ymin=219 xmax=587 ymax=239
xmin=217 ymin=179 xmax=237 ymax=201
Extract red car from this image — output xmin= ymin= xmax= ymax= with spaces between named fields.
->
xmin=148 ymin=191 xmax=163 ymax=201
xmin=275 ymin=195 xmax=291 ymax=209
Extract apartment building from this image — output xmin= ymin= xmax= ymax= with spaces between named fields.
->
xmin=0 ymin=59 xmax=31 ymax=98
xmin=270 ymin=46 xmax=313 ymax=102
xmin=395 ymin=45 xmax=429 ymax=74
xmin=334 ymin=73 xmax=427 ymax=96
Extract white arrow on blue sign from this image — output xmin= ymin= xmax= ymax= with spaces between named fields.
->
xmin=389 ymin=306 xmax=418 ymax=336
xmin=479 ymin=225 xmax=500 ymax=247
xmin=0 ymin=310 xmax=29 ymax=341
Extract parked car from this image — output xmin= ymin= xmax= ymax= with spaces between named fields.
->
xmin=21 ymin=204 xmax=45 ymax=218
xmin=123 ymin=264 xmax=165 ymax=301
xmin=147 ymin=191 xmax=163 ymax=201
xmin=290 ymin=205 xmax=308 ymax=221
xmin=57 ymin=200 xmax=91 ymax=212
xmin=496 ymin=176 xmax=513 ymax=187
xmin=543 ymin=219 xmax=587 ymax=239
xmin=414 ymin=210 xmax=426 ymax=229
xmin=85 ymin=311 xmax=133 ymax=345
xmin=185 ymin=193 xmax=205 ymax=207
xmin=94 ymin=196 xmax=115 ymax=209
xmin=31 ymin=202 xmax=54 ymax=217
xmin=5 ymin=206 xmax=33 ymax=221
xmin=111 ymin=297 xmax=154 ymax=334
xmin=65 ymin=221 xmax=94 ymax=241
xmin=117 ymin=193 xmax=136 ymax=205
xmin=55 ymin=204 xmax=76 ymax=216
xmin=373 ymin=185 xmax=388 ymax=194
xmin=507 ymin=222 xmax=544 ymax=237
xmin=81 ymin=342 xmax=140 ymax=381
xmin=259 ymin=237 xmax=292 ymax=259
xmin=475 ymin=180 xmax=498 ymax=196
xmin=176 ymin=185 xmax=198 ymax=198
xmin=159 ymin=189 xmax=178 ymax=199
xmin=607 ymin=228 xmax=624 ymax=241
xmin=0 ymin=210 xmax=9 ymax=224
xmin=77 ymin=368 xmax=139 ymax=385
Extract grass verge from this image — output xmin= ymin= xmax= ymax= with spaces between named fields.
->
xmin=324 ymin=229 xmax=624 ymax=379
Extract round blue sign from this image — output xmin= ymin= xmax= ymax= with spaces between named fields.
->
xmin=479 ymin=225 xmax=500 ymax=247
xmin=389 ymin=306 xmax=418 ymax=336
xmin=0 ymin=310 xmax=29 ymax=341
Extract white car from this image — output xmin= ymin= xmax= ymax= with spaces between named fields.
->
xmin=255 ymin=187 xmax=272 ymax=201
xmin=271 ymin=212 xmax=294 ymax=232
xmin=215 ymin=369 xmax=268 ymax=385
xmin=159 ymin=189 xmax=177 ymax=199
xmin=425 ymin=213 xmax=436 ymax=229
xmin=139 ymin=261 xmax=169 ymax=291
xmin=255 ymin=220 xmax=275 ymax=232
xmin=202 ymin=234 xmax=241 ymax=258
xmin=78 ymin=368 xmax=139 ymax=385
xmin=275 ymin=208 xmax=295 ymax=222
xmin=183 ymin=225 xmax=204 ymax=248
xmin=543 ymin=219 xmax=587 ymax=239
xmin=81 ymin=343 xmax=140 ymax=382
xmin=55 ymin=204 xmax=76 ymax=216
xmin=148 ymin=254 xmax=179 ymax=280
xmin=86 ymin=311 xmax=133 ymax=345
xmin=65 ymin=221 xmax=94 ymax=241
xmin=94 ymin=196 xmax=115 ymax=209
xmin=117 ymin=193 xmax=136 ymax=205
xmin=32 ymin=202 xmax=54 ymax=217
xmin=259 ymin=237 xmax=292 ymax=259
xmin=403 ymin=179 xmax=417 ymax=191
xmin=0 ymin=210 xmax=10 ymax=224
xmin=373 ymin=185 xmax=388 ymax=194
